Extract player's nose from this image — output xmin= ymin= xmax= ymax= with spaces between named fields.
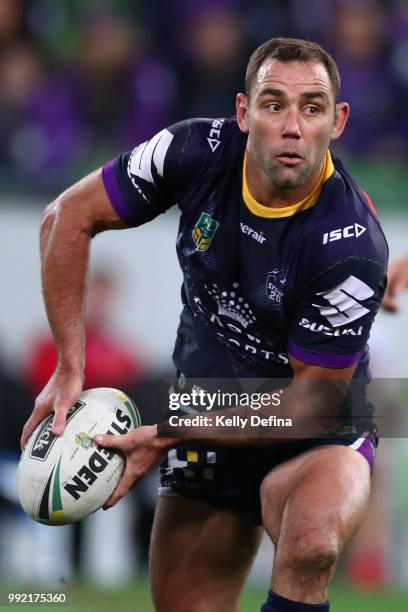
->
xmin=282 ymin=109 xmax=301 ymax=139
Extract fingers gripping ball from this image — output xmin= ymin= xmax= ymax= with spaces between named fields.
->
xmin=17 ymin=388 xmax=141 ymax=525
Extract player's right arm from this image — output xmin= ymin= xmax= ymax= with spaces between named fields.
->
xmin=20 ymin=169 xmax=127 ymax=449
xmin=21 ymin=119 xmax=217 ymax=448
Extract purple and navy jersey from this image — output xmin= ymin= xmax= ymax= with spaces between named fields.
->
xmin=102 ymin=117 xmax=388 ymax=382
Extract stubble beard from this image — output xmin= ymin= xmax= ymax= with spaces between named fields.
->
xmin=262 ymin=159 xmax=313 ymax=191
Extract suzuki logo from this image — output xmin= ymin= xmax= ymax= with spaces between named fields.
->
xmin=312 ymin=275 xmax=373 ymax=327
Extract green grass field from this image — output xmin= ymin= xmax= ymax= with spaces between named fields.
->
xmin=1 ymin=582 xmax=407 ymax=612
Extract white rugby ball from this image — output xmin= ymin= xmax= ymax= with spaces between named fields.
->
xmin=17 ymin=387 xmax=141 ymax=525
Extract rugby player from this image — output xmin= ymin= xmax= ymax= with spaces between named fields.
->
xmin=21 ymin=38 xmax=388 ymax=612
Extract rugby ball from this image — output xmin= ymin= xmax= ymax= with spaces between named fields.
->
xmin=17 ymin=388 xmax=141 ymax=525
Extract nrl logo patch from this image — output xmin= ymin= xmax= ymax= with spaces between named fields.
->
xmin=192 ymin=212 xmax=219 ymax=251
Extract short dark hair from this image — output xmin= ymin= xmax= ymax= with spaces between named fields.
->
xmin=245 ymin=37 xmax=341 ymax=101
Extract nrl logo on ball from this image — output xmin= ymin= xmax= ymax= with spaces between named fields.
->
xmin=75 ymin=432 xmax=94 ymax=450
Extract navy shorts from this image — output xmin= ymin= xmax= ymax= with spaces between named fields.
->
xmin=158 ymin=434 xmax=376 ymax=525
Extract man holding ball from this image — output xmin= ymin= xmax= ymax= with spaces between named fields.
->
xmin=21 ymin=38 xmax=387 ymax=612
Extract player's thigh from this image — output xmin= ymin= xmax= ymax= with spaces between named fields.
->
xmin=150 ymin=495 xmax=262 ymax=612
xmin=260 ymin=444 xmax=371 ymax=548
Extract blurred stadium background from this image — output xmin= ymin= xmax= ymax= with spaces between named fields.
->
xmin=0 ymin=0 xmax=408 ymax=609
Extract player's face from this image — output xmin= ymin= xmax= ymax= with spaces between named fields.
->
xmin=237 ymin=59 xmax=349 ymax=192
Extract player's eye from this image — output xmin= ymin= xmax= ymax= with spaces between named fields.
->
xmin=266 ymin=103 xmax=281 ymax=113
xmin=304 ymin=105 xmax=319 ymax=115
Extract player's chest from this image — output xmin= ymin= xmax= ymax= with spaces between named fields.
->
xmin=177 ymin=188 xmax=308 ymax=309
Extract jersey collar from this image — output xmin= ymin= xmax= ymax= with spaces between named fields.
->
xmin=242 ymin=150 xmax=334 ymax=219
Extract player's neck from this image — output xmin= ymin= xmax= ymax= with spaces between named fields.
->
xmin=245 ymin=153 xmax=325 ymax=209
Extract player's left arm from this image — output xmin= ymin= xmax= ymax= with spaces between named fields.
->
xmin=94 ymin=357 xmax=356 ymax=509
xmin=382 ymin=254 xmax=408 ymax=312
xmin=94 ymin=352 xmax=358 ymax=511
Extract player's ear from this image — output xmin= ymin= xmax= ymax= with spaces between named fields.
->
xmin=331 ymin=102 xmax=350 ymax=140
xmin=236 ymin=93 xmax=249 ymax=133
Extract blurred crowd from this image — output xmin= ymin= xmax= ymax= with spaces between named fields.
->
xmin=0 ymin=0 xmax=406 ymax=195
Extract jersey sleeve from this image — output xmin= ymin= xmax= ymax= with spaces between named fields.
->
xmin=288 ymin=256 xmax=387 ymax=368
xmin=101 ymin=118 xmax=221 ymax=227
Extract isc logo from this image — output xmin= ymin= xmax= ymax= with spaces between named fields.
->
xmin=322 ymin=223 xmax=366 ymax=245
xmin=207 ymin=118 xmax=225 ymax=152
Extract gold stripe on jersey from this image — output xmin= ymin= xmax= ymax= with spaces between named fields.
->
xmin=242 ymin=150 xmax=334 ymax=218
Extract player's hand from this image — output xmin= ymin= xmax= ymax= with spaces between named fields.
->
xmin=20 ymin=367 xmax=84 ymax=450
xmin=382 ymin=255 xmax=408 ymax=312
xmin=94 ymin=426 xmax=175 ymax=509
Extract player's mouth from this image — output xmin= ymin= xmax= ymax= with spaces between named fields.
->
xmin=276 ymin=152 xmax=304 ymax=166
